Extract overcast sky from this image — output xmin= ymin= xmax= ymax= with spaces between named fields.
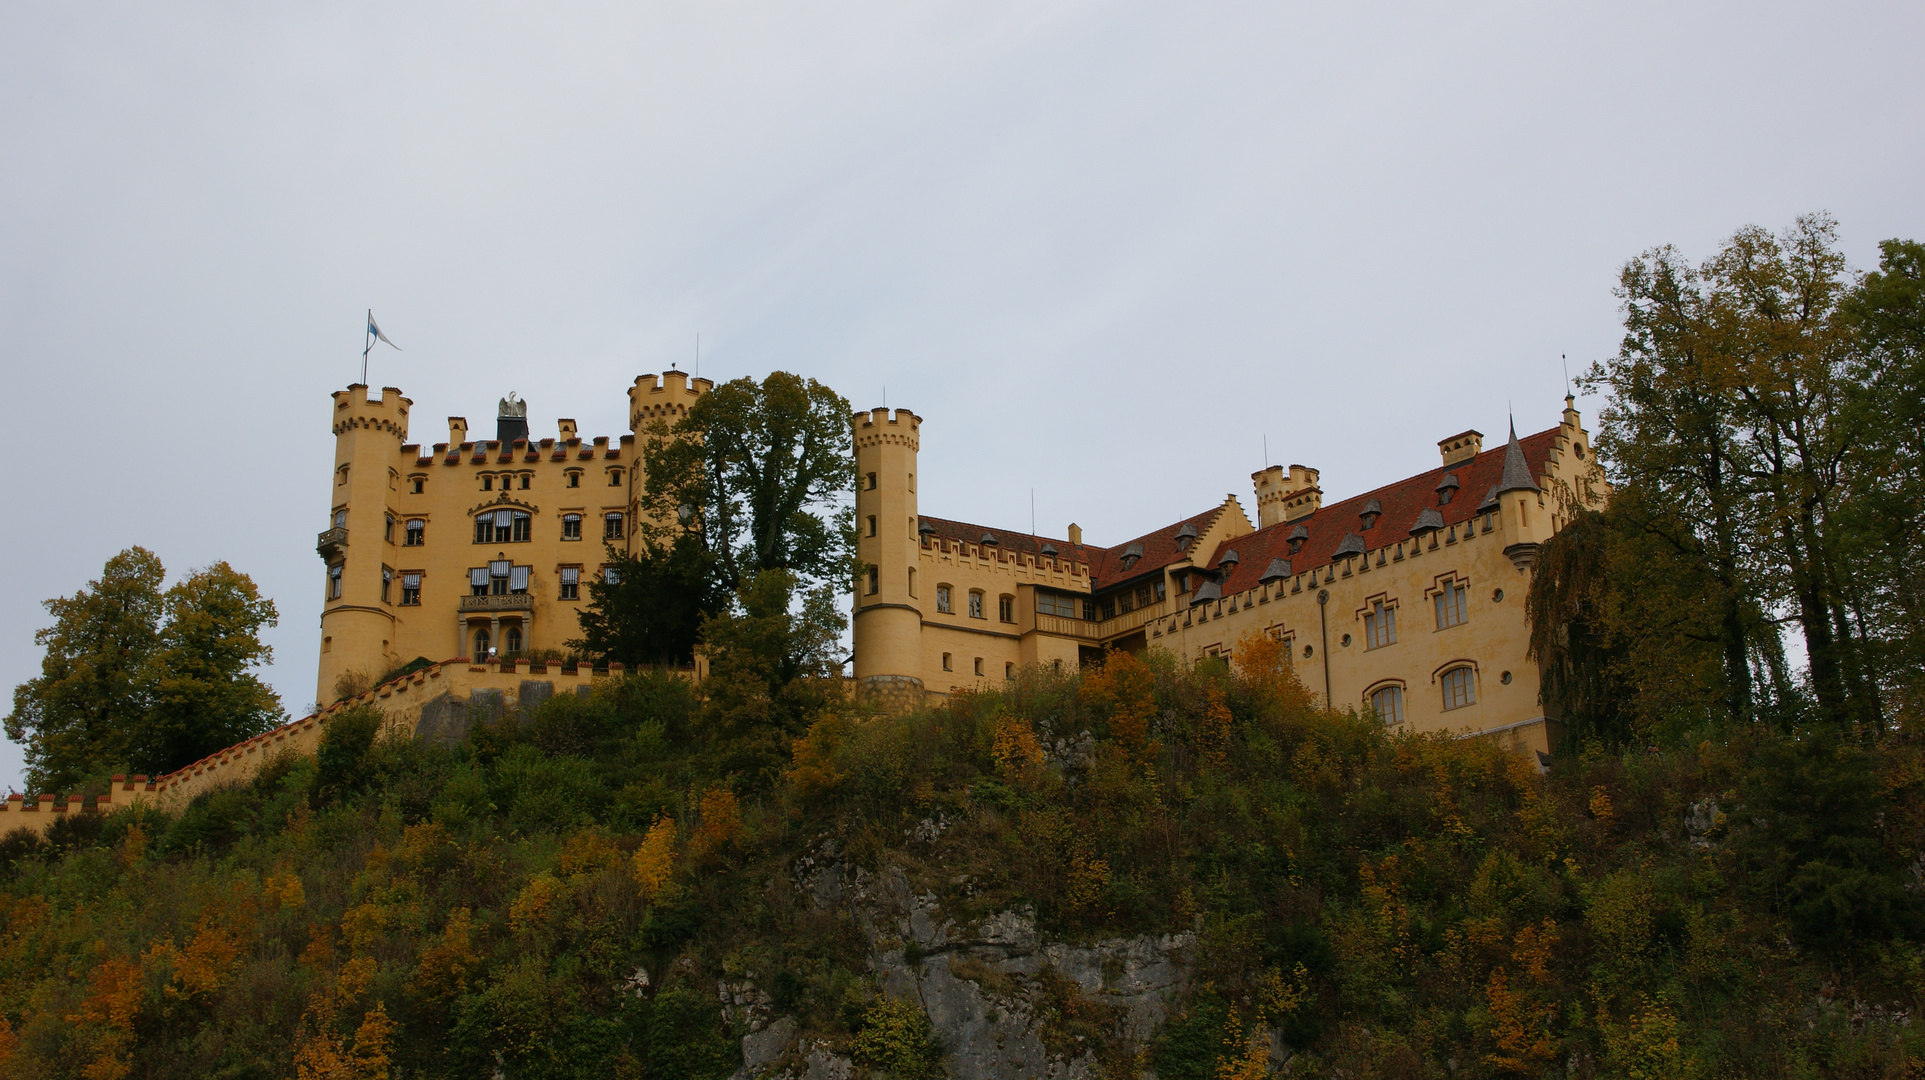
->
xmin=3 ymin=2 xmax=1920 ymax=790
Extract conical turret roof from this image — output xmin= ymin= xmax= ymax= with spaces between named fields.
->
xmin=1496 ymin=423 xmax=1542 ymax=496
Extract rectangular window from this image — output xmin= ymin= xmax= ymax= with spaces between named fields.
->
xmin=867 ymin=515 xmax=877 ymax=537
xmin=936 ymin=585 xmax=952 ymax=614
xmin=562 ymin=514 xmax=581 ymax=540
xmin=405 ymin=519 xmax=425 ymax=546
xmin=1442 ymin=667 xmax=1476 ymax=710
xmin=327 ymin=563 xmax=343 ymax=600
xmin=866 ymin=567 xmax=879 ymax=595
xmin=380 ymin=566 xmax=392 ymax=602
xmin=865 ymin=472 xmax=877 ymax=490
xmin=1005 ymin=662 xmax=1014 ymax=679
xmin=1117 ymin=590 xmax=1135 ymax=613
xmin=520 ymin=475 xmax=530 ymax=490
xmin=1435 ymin=582 xmax=1468 ymax=629
xmin=1365 ymin=600 xmax=1397 ymax=649
xmin=567 ymin=472 xmax=580 ymax=488
xmin=475 ymin=516 xmax=492 ymax=544
xmin=384 ymin=515 xmax=395 ymax=543
xmin=942 ymin=652 xmax=952 ymax=671
xmin=401 ymin=572 xmax=421 ymax=606
xmin=1371 ymin=685 xmax=1405 ymax=725
xmin=1153 ymin=579 xmax=1166 ymax=603
xmin=509 ymin=566 xmax=530 ymax=593
xmin=1036 ymin=592 xmax=1080 ymax=619
xmin=603 ymin=566 xmax=621 ymax=585
xmin=483 ymin=476 xmax=493 ymax=491
xmin=511 ymin=514 xmax=530 ymax=543
xmin=998 ymin=595 xmax=1014 ymax=622
xmin=604 ymin=513 xmax=625 ymax=540
xmin=470 ymin=566 xmax=489 ymax=596
xmin=908 ymin=567 xmax=917 ymax=597
xmin=411 ymin=477 xmax=424 ymax=494
xmin=973 ymin=657 xmax=984 ymax=676
xmin=559 ymin=567 xmax=579 ymax=600
xmin=1083 ymin=598 xmax=1098 ymax=621
xmin=333 ymin=508 xmax=347 ymax=529
xmin=1136 ymin=583 xmax=1155 ymax=609
xmin=968 ymin=591 xmax=984 ymax=619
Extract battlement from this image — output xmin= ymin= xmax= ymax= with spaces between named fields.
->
xmin=331 ymin=384 xmax=413 ymax=439
xmin=853 ymin=407 xmax=921 ymax=450
xmin=629 ymin=371 xmax=713 ymax=429
xmin=920 ymin=535 xmax=1089 ymax=584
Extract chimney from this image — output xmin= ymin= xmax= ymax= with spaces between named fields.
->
xmin=1438 ymin=430 xmax=1483 ymax=468
xmin=1067 ymin=523 xmax=1083 ymax=546
xmin=496 ymin=392 xmax=530 ymax=444
xmin=449 ymin=417 xmax=468 ymax=446
xmin=558 ymin=418 xmax=577 ymax=441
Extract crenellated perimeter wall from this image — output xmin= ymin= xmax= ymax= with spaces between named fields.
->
xmin=0 ymin=658 xmax=640 ymax=840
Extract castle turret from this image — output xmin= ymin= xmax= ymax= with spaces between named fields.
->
xmin=1252 ymin=463 xmax=1321 ymax=529
xmin=852 ymin=407 xmax=923 ymax=708
xmin=1494 ymin=423 xmax=1550 ymax=569
xmin=317 ymin=384 xmax=412 ymax=705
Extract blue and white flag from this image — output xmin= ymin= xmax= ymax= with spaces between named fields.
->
xmin=366 ymin=312 xmax=401 ymax=354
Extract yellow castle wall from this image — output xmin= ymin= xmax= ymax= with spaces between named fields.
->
xmin=316 ymin=374 xmax=710 ymax=705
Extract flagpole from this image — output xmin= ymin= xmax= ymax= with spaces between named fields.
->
xmin=362 ymin=309 xmax=371 ymax=386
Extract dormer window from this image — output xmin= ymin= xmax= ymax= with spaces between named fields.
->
xmin=1287 ymin=524 xmax=1308 ymax=556
xmin=1359 ymin=498 xmax=1383 ymax=531
xmin=1436 ymin=472 xmax=1460 ymax=505
xmin=1175 ymin=523 xmax=1198 ymax=552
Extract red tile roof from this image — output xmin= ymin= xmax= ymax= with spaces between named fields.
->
xmin=1198 ymin=427 xmax=1560 ymax=597
xmin=915 ymin=516 xmax=1099 ymax=574
xmin=915 ymin=503 xmax=1231 ymax=590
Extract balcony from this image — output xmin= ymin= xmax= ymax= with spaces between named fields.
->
xmin=1032 ymin=600 xmax=1168 ymax=642
xmin=459 ymin=593 xmax=533 ymax=613
xmin=316 ymin=528 xmax=347 ymax=561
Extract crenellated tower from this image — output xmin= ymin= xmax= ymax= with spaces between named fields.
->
xmin=851 ymin=407 xmax=923 ymax=705
xmin=317 ymin=384 xmax=412 ymax=704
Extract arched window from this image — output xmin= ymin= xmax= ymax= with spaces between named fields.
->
xmin=475 ymin=510 xmax=531 ymax=544
xmin=1364 ymin=599 xmax=1397 ymax=649
xmin=473 ymin=628 xmax=491 ymax=658
xmin=404 ymin=519 xmax=426 ymax=546
xmin=561 ymin=514 xmax=582 ymax=540
xmin=1441 ymin=666 xmax=1476 ymax=710
xmin=1369 ymin=684 xmax=1405 ymax=726
xmin=504 ymin=625 xmax=523 ymax=655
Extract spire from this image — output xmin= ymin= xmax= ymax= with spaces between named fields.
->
xmin=1496 ymin=422 xmax=1541 ymax=496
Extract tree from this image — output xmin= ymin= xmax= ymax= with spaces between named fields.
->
xmin=5 ymin=549 xmax=283 ymax=792
xmin=1587 ymin=215 xmax=1888 ymax=730
xmin=6 ymin=548 xmax=164 ymax=792
xmin=137 ymin=562 xmax=283 ymax=775
xmin=697 ymin=570 xmax=847 ymax=784
xmin=570 ymin=533 xmax=726 ymax=667
xmin=639 ymin=371 xmax=856 ymax=592
xmin=1836 ymin=239 xmax=1925 ymax=724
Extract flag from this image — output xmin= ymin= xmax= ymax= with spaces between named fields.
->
xmin=366 ymin=311 xmax=401 ymax=354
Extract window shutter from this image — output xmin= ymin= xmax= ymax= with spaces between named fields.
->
xmin=408 ymin=519 xmax=424 ymax=528
xmin=560 ymin=567 xmax=578 ymax=584
xmin=494 ymin=510 xmax=512 ymax=528
xmin=469 ymin=567 xmax=489 ymax=587
xmin=403 ymin=573 xmax=421 ymax=588
xmin=509 ymin=566 xmax=529 ymax=590
xmin=490 ymin=560 xmax=511 ymax=577
xmin=604 ymin=567 xmax=620 ymax=584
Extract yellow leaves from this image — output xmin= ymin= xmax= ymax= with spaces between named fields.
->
xmin=1215 ymin=1007 xmax=1272 ymax=1080
xmin=167 ymin=915 xmax=244 ymax=999
xmin=1064 ymin=850 xmax=1111 ymax=913
xmin=632 ymin=815 xmax=679 ymax=900
xmin=1080 ymin=650 xmax=1158 ymax=761
xmin=992 ymin=715 xmax=1046 ymax=776
xmin=268 ymin=870 xmax=307 ymax=909
xmin=395 ymin=822 xmax=449 ymax=863
xmin=0 ymin=1016 xmax=16 ymax=1072
xmin=341 ymin=901 xmax=393 ymax=953
xmin=558 ymin=828 xmax=623 ymax=876
xmin=694 ymin=787 xmax=742 ymax=855
xmin=1197 ymin=687 xmax=1233 ymax=768
xmin=1255 ymin=963 xmax=1313 ymax=1020
xmin=415 ymin=907 xmax=481 ymax=1000
xmin=66 ymin=955 xmax=143 ymax=1080
xmin=1589 ymin=785 xmax=1616 ymax=826
xmin=294 ymin=955 xmax=394 ymax=1080
xmin=1357 ymin=855 xmax=1413 ymax=962
xmin=508 ymin=873 xmax=566 ymax=933
xmin=1597 ymin=994 xmax=1693 ymax=1080
xmin=787 ymin=712 xmax=854 ymax=803
xmin=116 ymin=824 xmax=147 ymax=869
xmin=1484 ymin=921 xmax=1561 ymax=1075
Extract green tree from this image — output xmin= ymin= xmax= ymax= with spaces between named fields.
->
xmin=639 ymin=371 xmax=856 ymax=591
xmin=698 ymin=570 xmax=847 ymax=783
xmin=5 ymin=548 xmax=165 ymax=792
xmin=570 ymin=533 xmax=726 ymax=667
xmin=137 ymin=562 xmax=283 ymax=776
xmin=5 ymin=549 xmax=283 ymax=792
xmin=1836 ymin=239 xmax=1925 ymax=724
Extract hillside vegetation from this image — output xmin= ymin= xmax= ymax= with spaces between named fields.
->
xmin=2 ymin=641 xmax=1922 ymax=1079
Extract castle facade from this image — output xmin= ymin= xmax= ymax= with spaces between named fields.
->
xmin=318 ymin=376 xmax=1605 ymax=753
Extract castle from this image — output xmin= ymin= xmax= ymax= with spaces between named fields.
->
xmin=314 ymin=375 xmax=1607 ymax=756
